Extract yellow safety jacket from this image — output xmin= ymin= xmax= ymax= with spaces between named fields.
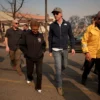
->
xmin=81 ymin=24 xmax=100 ymax=58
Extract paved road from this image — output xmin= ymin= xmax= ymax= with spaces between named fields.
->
xmin=0 ymin=48 xmax=100 ymax=100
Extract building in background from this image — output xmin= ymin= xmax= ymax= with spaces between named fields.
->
xmin=0 ymin=11 xmax=54 ymax=33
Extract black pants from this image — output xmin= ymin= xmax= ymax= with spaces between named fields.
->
xmin=26 ymin=58 xmax=43 ymax=89
xmin=82 ymin=58 xmax=100 ymax=91
xmin=82 ymin=58 xmax=95 ymax=80
xmin=95 ymin=58 xmax=100 ymax=92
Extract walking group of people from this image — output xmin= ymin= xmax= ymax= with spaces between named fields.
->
xmin=4 ymin=7 xmax=100 ymax=96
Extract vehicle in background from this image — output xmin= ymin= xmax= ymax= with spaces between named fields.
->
xmin=74 ymin=37 xmax=82 ymax=53
xmin=74 ymin=33 xmax=84 ymax=53
xmin=68 ymin=33 xmax=83 ymax=53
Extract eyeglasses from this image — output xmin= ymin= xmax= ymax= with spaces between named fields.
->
xmin=53 ymin=11 xmax=59 ymax=15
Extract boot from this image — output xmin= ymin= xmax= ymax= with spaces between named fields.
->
xmin=81 ymin=78 xmax=86 ymax=85
xmin=57 ymin=87 xmax=64 ymax=96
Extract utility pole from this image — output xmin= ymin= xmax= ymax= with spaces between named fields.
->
xmin=45 ymin=0 xmax=48 ymax=48
xmin=45 ymin=0 xmax=47 ymax=33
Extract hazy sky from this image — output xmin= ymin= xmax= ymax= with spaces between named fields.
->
xmin=0 ymin=0 xmax=100 ymax=20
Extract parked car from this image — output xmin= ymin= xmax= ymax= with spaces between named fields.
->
xmin=68 ymin=35 xmax=83 ymax=53
xmin=74 ymin=37 xmax=82 ymax=53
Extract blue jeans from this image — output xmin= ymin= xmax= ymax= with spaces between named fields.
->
xmin=52 ymin=50 xmax=68 ymax=87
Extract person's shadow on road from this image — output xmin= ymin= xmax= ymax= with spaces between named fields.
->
xmin=43 ymin=58 xmax=99 ymax=99
xmin=0 ymin=56 xmax=4 ymax=62
xmin=63 ymin=80 xmax=91 ymax=100
xmin=43 ymin=62 xmax=56 ymax=87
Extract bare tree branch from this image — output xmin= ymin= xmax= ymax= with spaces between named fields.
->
xmin=5 ymin=0 xmax=14 ymax=15
xmin=0 ymin=4 xmax=13 ymax=17
xmin=0 ymin=0 xmax=25 ymax=19
xmin=16 ymin=0 xmax=24 ymax=12
xmin=16 ymin=12 xmax=28 ymax=21
xmin=6 ymin=0 xmax=12 ymax=4
xmin=0 ymin=4 xmax=9 ymax=12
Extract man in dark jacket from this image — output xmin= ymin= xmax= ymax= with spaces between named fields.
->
xmin=5 ymin=19 xmax=23 ymax=76
xmin=19 ymin=20 xmax=46 ymax=93
xmin=22 ymin=24 xmax=30 ymax=32
xmin=48 ymin=7 xmax=75 ymax=95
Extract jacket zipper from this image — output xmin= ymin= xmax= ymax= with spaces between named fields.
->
xmin=59 ymin=24 xmax=62 ymax=48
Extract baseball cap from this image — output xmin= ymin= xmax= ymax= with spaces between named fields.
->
xmin=52 ymin=7 xmax=62 ymax=13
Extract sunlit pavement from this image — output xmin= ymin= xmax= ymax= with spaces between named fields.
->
xmin=0 ymin=47 xmax=100 ymax=100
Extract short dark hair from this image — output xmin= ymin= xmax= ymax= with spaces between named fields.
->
xmin=95 ymin=11 xmax=100 ymax=19
xmin=30 ymin=20 xmax=40 ymax=28
xmin=97 ymin=11 xmax=100 ymax=17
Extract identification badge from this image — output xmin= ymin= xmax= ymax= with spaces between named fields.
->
xmin=38 ymin=38 xmax=41 ymax=42
xmin=64 ymin=23 xmax=67 ymax=26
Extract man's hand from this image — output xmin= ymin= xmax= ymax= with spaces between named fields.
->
xmin=49 ymin=53 xmax=52 ymax=57
xmin=85 ymin=52 xmax=91 ymax=62
xmin=71 ymin=49 xmax=75 ymax=55
xmin=6 ymin=46 xmax=10 ymax=52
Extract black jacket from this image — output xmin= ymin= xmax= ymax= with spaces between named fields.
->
xmin=19 ymin=30 xmax=46 ymax=61
xmin=48 ymin=19 xmax=75 ymax=52
xmin=5 ymin=28 xmax=22 ymax=51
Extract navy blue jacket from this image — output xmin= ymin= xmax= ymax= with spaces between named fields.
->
xmin=48 ymin=19 xmax=75 ymax=52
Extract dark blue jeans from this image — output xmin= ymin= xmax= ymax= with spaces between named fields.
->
xmin=52 ymin=50 xmax=68 ymax=87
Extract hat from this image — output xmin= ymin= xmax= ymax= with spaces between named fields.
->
xmin=52 ymin=7 xmax=62 ymax=13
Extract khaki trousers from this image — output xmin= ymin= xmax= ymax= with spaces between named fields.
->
xmin=9 ymin=49 xmax=22 ymax=73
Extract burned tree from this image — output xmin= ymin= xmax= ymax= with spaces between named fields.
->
xmin=0 ymin=0 xmax=25 ymax=19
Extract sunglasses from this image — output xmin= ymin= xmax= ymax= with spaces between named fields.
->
xmin=53 ymin=11 xmax=60 ymax=15
xmin=15 ymin=23 xmax=19 ymax=24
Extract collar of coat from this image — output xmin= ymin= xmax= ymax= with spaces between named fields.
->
xmin=54 ymin=19 xmax=66 ymax=25
xmin=91 ymin=24 xmax=100 ymax=31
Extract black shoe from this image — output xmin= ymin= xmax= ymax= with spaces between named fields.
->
xmin=81 ymin=78 xmax=86 ymax=85
xmin=93 ymin=70 xmax=98 ymax=75
xmin=97 ymin=89 xmax=100 ymax=95
xmin=80 ymin=67 xmax=84 ymax=70
xmin=61 ymin=66 xmax=66 ymax=71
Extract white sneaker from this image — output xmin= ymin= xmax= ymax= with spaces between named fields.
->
xmin=26 ymin=80 xmax=31 ymax=84
xmin=37 ymin=89 xmax=42 ymax=93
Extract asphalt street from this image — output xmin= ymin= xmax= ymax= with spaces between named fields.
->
xmin=0 ymin=48 xmax=100 ymax=100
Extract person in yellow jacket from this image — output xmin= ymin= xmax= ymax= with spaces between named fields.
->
xmin=81 ymin=11 xmax=100 ymax=95
xmin=81 ymin=15 xmax=96 ymax=71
